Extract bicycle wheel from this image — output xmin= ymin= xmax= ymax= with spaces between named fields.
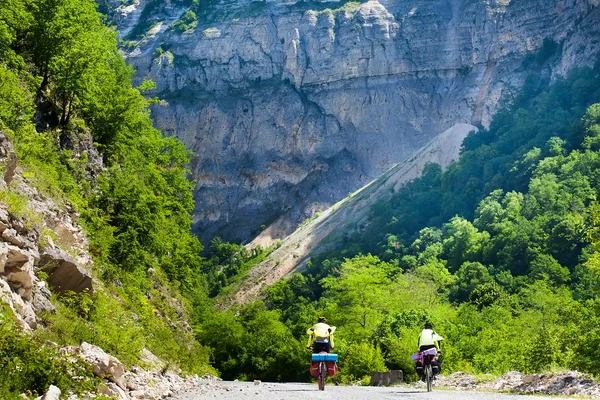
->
xmin=318 ymin=362 xmax=326 ymax=391
xmin=426 ymin=364 xmax=432 ymax=392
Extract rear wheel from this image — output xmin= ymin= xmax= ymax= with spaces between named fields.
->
xmin=318 ymin=362 xmax=326 ymax=391
xmin=426 ymin=364 xmax=433 ymax=392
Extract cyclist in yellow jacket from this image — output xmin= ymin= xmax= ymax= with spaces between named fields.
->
xmin=416 ymin=322 xmax=443 ymax=379
xmin=306 ymin=317 xmax=336 ymax=353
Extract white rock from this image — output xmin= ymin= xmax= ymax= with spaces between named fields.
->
xmin=41 ymin=385 xmax=61 ymax=400
xmin=101 ymin=381 xmax=130 ymax=400
xmin=80 ymin=342 xmax=126 ymax=390
xmin=2 ymin=228 xmax=27 ymax=248
xmin=129 ymin=390 xmax=151 ymax=399
xmin=0 ymin=243 xmax=9 ymax=273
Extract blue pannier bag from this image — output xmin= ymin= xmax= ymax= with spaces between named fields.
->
xmin=311 ymin=353 xmax=338 ymax=362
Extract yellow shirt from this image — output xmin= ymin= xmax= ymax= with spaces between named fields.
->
xmin=418 ymin=329 xmax=444 ymax=349
xmin=306 ymin=323 xmax=336 ymax=348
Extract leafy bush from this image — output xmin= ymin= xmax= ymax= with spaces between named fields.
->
xmin=0 ymin=307 xmax=99 ymax=397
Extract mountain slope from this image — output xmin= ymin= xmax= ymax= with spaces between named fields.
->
xmin=224 ymin=122 xmax=476 ymax=306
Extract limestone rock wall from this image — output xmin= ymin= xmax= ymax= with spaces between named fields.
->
xmin=116 ymin=0 xmax=600 ymax=244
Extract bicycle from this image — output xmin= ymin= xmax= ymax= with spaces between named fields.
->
xmin=310 ymin=351 xmax=338 ymax=391
xmin=412 ymin=347 xmax=439 ymax=392
xmin=424 ymin=359 xmax=433 ymax=392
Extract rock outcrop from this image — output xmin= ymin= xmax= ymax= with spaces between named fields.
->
xmin=39 ymin=247 xmax=94 ymax=295
xmin=0 ymin=132 xmax=18 ymax=185
xmin=60 ymin=342 xmax=214 ymax=400
xmin=0 ymin=128 xmax=203 ymax=400
xmin=79 ymin=342 xmax=127 ymax=390
xmin=38 ymin=385 xmax=61 ymax=400
xmin=0 ymin=131 xmax=94 ymax=329
xmin=115 ymin=0 xmax=600 ymax=245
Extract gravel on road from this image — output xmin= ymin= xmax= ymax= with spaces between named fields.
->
xmin=173 ymin=381 xmax=573 ymax=400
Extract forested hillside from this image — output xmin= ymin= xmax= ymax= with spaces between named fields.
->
xmin=203 ymin=62 xmax=600 ymax=383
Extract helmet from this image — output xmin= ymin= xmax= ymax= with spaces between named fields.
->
xmin=318 ymin=316 xmax=327 ymax=323
xmin=424 ymin=321 xmax=433 ymax=329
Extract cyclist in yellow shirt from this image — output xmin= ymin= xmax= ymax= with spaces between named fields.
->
xmin=306 ymin=317 xmax=336 ymax=353
xmin=416 ymin=322 xmax=443 ymax=380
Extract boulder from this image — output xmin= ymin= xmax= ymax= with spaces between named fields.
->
xmin=0 ymin=279 xmax=33 ymax=330
xmin=0 ymin=208 xmax=9 ymax=232
xmin=5 ymin=245 xmax=29 ymax=264
xmin=389 ymin=370 xmax=403 ymax=384
xmin=2 ymin=245 xmax=34 ymax=301
xmin=80 ymin=342 xmax=126 ymax=390
xmin=101 ymin=381 xmax=130 ymax=400
xmin=38 ymin=248 xmax=93 ymax=294
xmin=139 ymin=347 xmax=165 ymax=372
xmin=2 ymin=228 xmax=28 ymax=248
xmin=41 ymin=385 xmax=61 ymax=400
xmin=382 ymin=371 xmax=391 ymax=386
xmin=0 ymin=243 xmax=9 ymax=274
xmin=32 ymin=281 xmax=56 ymax=314
xmin=11 ymin=293 xmax=37 ymax=329
xmin=370 ymin=370 xmax=402 ymax=386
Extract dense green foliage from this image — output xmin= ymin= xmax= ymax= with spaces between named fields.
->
xmin=231 ymin=63 xmax=600 ymax=383
xmin=0 ymin=306 xmax=101 ymax=398
xmin=195 ymin=302 xmax=307 ymax=381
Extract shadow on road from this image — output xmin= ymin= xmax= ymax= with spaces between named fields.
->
xmin=388 ymin=390 xmax=430 ymax=394
xmin=269 ymin=388 xmax=427 ymax=394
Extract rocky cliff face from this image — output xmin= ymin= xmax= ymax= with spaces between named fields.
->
xmin=0 ymin=132 xmax=94 ymax=331
xmin=114 ymin=0 xmax=600 ymax=244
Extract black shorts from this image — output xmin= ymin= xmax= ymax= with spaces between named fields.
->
xmin=419 ymin=344 xmax=436 ymax=352
xmin=312 ymin=342 xmax=331 ymax=353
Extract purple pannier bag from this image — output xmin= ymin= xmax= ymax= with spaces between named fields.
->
xmin=412 ymin=347 xmax=437 ymax=363
xmin=422 ymin=348 xmax=437 ymax=357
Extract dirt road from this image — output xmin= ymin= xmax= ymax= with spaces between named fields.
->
xmin=174 ymin=381 xmax=573 ymax=400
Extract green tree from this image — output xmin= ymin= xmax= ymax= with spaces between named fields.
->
xmin=0 ymin=0 xmax=31 ymax=67
xmin=321 ymin=255 xmax=392 ymax=335
xmin=449 ymin=262 xmax=492 ymax=303
xmin=0 ymin=67 xmax=34 ymax=131
xmin=529 ymin=254 xmax=570 ymax=285
xmin=442 ymin=217 xmax=490 ymax=272
xmin=341 ymin=342 xmax=386 ymax=383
